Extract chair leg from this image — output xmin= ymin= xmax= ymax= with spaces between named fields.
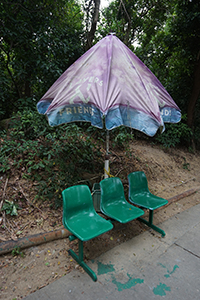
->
xmin=138 ymin=210 xmax=166 ymax=237
xmin=68 ymin=236 xmax=97 ymax=282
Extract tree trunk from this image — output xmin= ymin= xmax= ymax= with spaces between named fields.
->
xmin=25 ymin=77 xmax=31 ymax=98
xmin=86 ymin=0 xmax=100 ymax=50
xmin=187 ymin=52 xmax=200 ymax=128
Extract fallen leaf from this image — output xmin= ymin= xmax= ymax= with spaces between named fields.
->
xmin=16 ymin=230 xmax=23 ymax=236
xmin=11 ymin=234 xmax=18 ymax=241
xmin=0 ymin=235 xmax=7 ymax=242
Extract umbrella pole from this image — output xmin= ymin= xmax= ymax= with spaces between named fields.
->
xmin=104 ymin=130 xmax=110 ymax=179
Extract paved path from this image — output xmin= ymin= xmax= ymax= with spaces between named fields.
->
xmin=24 ymin=203 xmax=200 ymax=300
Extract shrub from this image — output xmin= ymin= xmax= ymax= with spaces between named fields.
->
xmin=0 ymin=110 xmax=103 ymax=208
xmin=155 ymin=115 xmax=193 ymax=148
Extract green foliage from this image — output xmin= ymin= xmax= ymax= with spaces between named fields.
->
xmin=98 ymin=0 xmax=174 ymax=47
xmin=134 ymin=0 xmax=200 ymax=128
xmin=0 ymin=110 xmax=103 ymax=208
xmin=11 ymin=246 xmax=24 ymax=258
xmin=85 ymin=123 xmax=134 ymax=148
xmin=0 ymin=0 xmax=84 ymax=119
xmin=9 ymin=109 xmax=51 ymax=140
xmin=155 ymin=115 xmax=193 ymax=148
xmin=111 ymin=127 xmax=134 ymax=149
xmin=1 ymin=200 xmax=19 ymax=216
xmin=182 ymin=157 xmax=190 ymax=171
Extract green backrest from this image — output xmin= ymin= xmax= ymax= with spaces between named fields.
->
xmin=62 ymin=185 xmax=94 ymax=223
xmin=100 ymin=177 xmax=125 ymax=205
xmin=128 ymin=171 xmax=149 ymax=196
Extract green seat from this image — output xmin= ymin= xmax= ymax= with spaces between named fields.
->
xmin=100 ymin=177 xmax=144 ymax=223
xmin=128 ymin=171 xmax=168 ymax=237
xmin=62 ymin=185 xmax=113 ymax=281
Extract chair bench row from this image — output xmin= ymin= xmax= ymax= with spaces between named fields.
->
xmin=62 ymin=171 xmax=168 ymax=281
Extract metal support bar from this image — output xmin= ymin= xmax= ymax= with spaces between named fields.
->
xmin=68 ymin=239 xmax=97 ymax=282
xmin=138 ymin=209 xmax=166 ymax=237
xmin=69 ymin=235 xmax=77 ymax=242
xmin=78 ymin=239 xmax=83 ymax=261
xmin=104 ymin=130 xmax=110 ymax=179
xmin=149 ymin=210 xmax=153 ymax=225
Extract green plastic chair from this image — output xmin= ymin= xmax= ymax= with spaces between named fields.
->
xmin=62 ymin=185 xmax=113 ymax=281
xmin=100 ymin=177 xmax=144 ymax=223
xmin=128 ymin=171 xmax=168 ymax=237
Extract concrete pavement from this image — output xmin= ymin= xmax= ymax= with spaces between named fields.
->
xmin=24 ymin=203 xmax=200 ymax=300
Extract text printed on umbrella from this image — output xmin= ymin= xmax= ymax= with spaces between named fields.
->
xmin=59 ymin=106 xmax=95 ymax=116
xmin=160 ymin=108 xmax=171 ymax=116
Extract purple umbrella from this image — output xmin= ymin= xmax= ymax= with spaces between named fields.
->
xmin=37 ymin=33 xmax=181 ymax=177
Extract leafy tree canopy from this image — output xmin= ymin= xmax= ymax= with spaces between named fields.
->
xmin=0 ymin=0 xmax=84 ymax=119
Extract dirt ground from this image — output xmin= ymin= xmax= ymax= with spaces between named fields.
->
xmin=0 ymin=140 xmax=200 ymax=300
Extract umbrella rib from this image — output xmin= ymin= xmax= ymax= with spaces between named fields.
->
xmin=103 ymin=35 xmax=114 ymax=119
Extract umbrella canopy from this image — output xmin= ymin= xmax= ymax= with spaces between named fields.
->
xmin=37 ymin=34 xmax=181 ymax=136
xmin=37 ymin=33 xmax=181 ymax=177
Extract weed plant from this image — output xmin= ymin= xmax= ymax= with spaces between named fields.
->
xmin=0 ymin=109 xmax=134 ymax=208
xmin=155 ymin=115 xmax=193 ymax=148
xmin=0 ymin=109 xmax=103 ymax=208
